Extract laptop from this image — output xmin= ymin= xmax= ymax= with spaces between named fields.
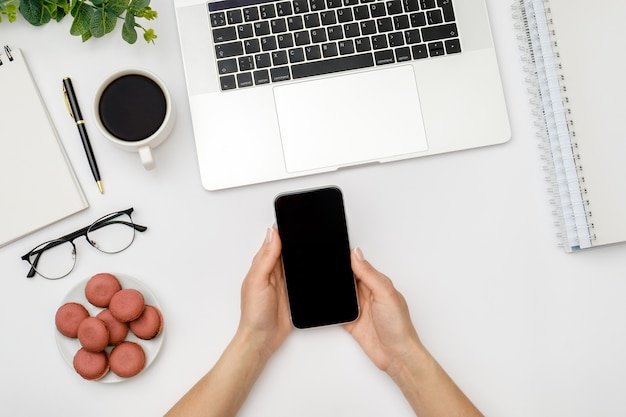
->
xmin=174 ymin=0 xmax=510 ymax=190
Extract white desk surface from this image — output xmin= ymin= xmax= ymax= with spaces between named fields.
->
xmin=2 ymin=2 xmax=625 ymax=416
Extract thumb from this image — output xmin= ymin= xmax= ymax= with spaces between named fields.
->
xmin=249 ymin=226 xmax=282 ymax=277
xmin=351 ymin=248 xmax=395 ymax=295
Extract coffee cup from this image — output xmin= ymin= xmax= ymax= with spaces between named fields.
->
xmin=93 ymin=68 xmax=175 ymax=170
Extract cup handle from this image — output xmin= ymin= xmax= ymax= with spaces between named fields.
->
xmin=139 ymin=145 xmax=156 ymax=170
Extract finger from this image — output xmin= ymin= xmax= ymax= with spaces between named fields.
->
xmin=249 ymin=227 xmax=282 ymax=279
xmin=350 ymin=248 xmax=395 ymax=295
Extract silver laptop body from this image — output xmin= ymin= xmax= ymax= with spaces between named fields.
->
xmin=174 ymin=0 xmax=510 ymax=190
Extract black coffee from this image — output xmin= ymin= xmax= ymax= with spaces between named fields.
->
xmin=98 ymin=74 xmax=167 ymax=142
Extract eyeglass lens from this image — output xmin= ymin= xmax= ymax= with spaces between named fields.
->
xmin=28 ymin=239 xmax=76 ymax=280
xmin=87 ymin=211 xmax=136 ymax=254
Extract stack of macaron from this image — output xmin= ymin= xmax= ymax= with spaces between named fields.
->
xmin=55 ymin=273 xmax=164 ymax=381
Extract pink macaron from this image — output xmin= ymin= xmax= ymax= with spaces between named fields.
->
xmin=73 ymin=348 xmax=109 ymax=380
xmin=85 ymin=273 xmax=122 ymax=308
xmin=109 ymin=341 xmax=146 ymax=378
xmin=96 ymin=309 xmax=129 ymax=346
xmin=130 ymin=305 xmax=163 ymax=340
xmin=55 ymin=302 xmax=90 ymax=338
xmin=109 ymin=289 xmax=145 ymax=322
xmin=77 ymin=317 xmax=109 ymax=352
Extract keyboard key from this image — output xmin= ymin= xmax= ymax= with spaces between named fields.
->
xmin=213 ymin=27 xmax=237 ymax=43
xmin=215 ymin=41 xmax=244 ymax=59
xmin=310 ymin=0 xmax=327 ymax=10
xmin=291 ymin=53 xmax=374 ymax=78
xmin=360 ymin=20 xmax=377 ymax=35
xmin=243 ymin=7 xmax=259 ymax=22
xmin=238 ymin=55 xmax=255 ymax=71
xmin=420 ymin=0 xmax=435 ymax=9
xmin=428 ymin=41 xmax=444 ymax=56
xmin=371 ymin=34 xmax=388 ymax=49
xmin=421 ymin=23 xmax=458 ymax=42
xmin=278 ymin=33 xmax=295 ymax=48
xmin=244 ymin=38 xmax=261 ymax=53
xmin=393 ymin=14 xmax=409 ymax=30
xmin=210 ymin=12 xmax=226 ymax=27
xmin=237 ymin=23 xmax=254 ymax=39
xmin=288 ymin=47 xmax=306 ymax=62
xmin=304 ymin=13 xmax=321 ymax=28
xmin=327 ymin=0 xmax=342 ymax=8
xmin=255 ymin=53 xmax=272 ymax=68
xmin=311 ymin=28 xmax=328 ymax=43
xmin=411 ymin=43 xmax=428 ymax=58
xmin=271 ymin=18 xmax=288 ymax=33
xmin=271 ymin=66 xmax=291 ymax=82
xmin=374 ymin=49 xmax=394 ymax=65
xmin=410 ymin=12 xmax=426 ymax=27
xmin=277 ymin=1 xmax=293 ymax=16
xmin=218 ymin=58 xmax=238 ymax=74
xmin=344 ymin=0 xmax=359 ymax=5
xmin=388 ymin=31 xmax=404 ymax=47
xmin=261 ymin=36 xmax=278 ymax=51
xmin=426 ymin=9 xmax=443 ymax=25
xmin=293 ymin=0 xmax=309 ymax=13
xmin=272 ymin=50 xmax=289 ymax=65
xmin=227 ymin=10 xmax=243 ymax=24
xmin=305 ymin=44 xmax=322 ymax=59
xmin=445 ymin=38 xmax=461 ymax=54
xmin=237 ymin=72 xmax=254 ymax=88
xmin=254 ymin=21 xmax=271 ymax=36
xmin=337 ymin=8 xmax=354 ymax=23
xmin=395 ymin=46 xmax=412 ymax=62
xmin=322 ymin=42 xmax=339 ymax=57
xmin=354 ymin=5 xmax=369 ymax=19
xmin=327 ymin=25 xmax=344 ymax=40
xmin=376 ymin=17 xmax=393 ymax=32
xmin=254 ymin=69 xmax=270 ymax=84
xmin=438 ymin=0 xmax=455 ymax=21
xmin=386 ymin=0 xmax=403 ymax=15
xmin=355 ymin=37 xmax=371 ymax=51
xmin=288 ymin=15 xmax=304 ymax=30
xmin=404 ymin=29 xmax=421 ymax=44
xmin=320 ymin=10 xmax=337 ymax=25
xmin=344 ymin=22 xmax=360 ymax=38
xmin=338 ymin=39 xmax=355 ymax=54
xmin=260 ymin=4 xmax=277 ymax=19
xmin=403 ymin=0 xmax=419 ymax=12
xmin=220 ymin=75 xmax=236 ymax=90
xmin=369 ymin=3 xmax=386 ymax=17
xmin=294 ymin=30 xmax=311 ymax=45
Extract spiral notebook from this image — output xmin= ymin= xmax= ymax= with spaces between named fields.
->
xmin=513 ymin=0 xmax=626 ymax=252
xmin=0 ymin=46 xmax=88 ymax=248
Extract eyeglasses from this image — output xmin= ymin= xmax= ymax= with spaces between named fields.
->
xmin=21 ymin=208 xmax=147 ymax=280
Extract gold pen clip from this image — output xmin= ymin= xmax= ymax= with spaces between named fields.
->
xmin=62 ymin=85 xmax=74 ymax=119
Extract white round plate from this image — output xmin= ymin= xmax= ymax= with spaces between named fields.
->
xmin=55 ymin=273 xmax=164 ymax=383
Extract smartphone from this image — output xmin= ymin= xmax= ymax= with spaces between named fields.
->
xmin=274 ymin=186 xmax=359 ymax=329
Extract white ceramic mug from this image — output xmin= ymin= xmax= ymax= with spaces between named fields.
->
xmin=93 ymin=68 xmax=175 ymax=170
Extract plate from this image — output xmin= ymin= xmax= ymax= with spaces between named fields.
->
xmin=55 ymin=273 xmax=164 ymax=383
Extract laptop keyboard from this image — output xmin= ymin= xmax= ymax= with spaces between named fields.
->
xmin=208 ymin=0 xmax=461 ymax=91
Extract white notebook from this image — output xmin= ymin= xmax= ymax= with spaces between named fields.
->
xmin=513 ymin=0 xmax=626 ymax=252
xmin=0 ymin=46 xmax=88 ymax=248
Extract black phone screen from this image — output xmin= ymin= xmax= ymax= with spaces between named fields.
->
xmin=274 ymin=186 xmax=359 ymax=329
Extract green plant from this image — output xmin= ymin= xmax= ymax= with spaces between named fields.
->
xmin=0 ymin=0 xmax=158 ymax=44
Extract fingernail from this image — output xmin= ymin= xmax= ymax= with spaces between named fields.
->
xmin=354 ymin=247 xmax=365 ymax=261
xmin=265 ymin=227 xmax=274 ymax=243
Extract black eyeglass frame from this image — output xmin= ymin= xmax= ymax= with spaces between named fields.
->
xmin=21 ymin=207 xmax=147 ymax=279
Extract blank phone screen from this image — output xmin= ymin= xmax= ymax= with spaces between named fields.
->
xmin=275 ymin=187 xmax=359 ymax=329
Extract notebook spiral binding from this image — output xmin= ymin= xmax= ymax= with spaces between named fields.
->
xmin=512 ymin=0 xmax=595 ymax=251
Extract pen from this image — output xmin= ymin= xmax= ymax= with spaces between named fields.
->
xmin=62 ymin=77 xmax=104 ymax=194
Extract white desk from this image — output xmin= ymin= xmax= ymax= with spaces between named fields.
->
xmin=1 ymin=2 xmax=625 ymax=416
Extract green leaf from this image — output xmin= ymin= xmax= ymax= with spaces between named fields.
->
xmin=19 ymin=0 xmax=52 ymax=26
xmin=122 ymin=12 xmax=137 ymax=44
xmin=69 ymin=2 xmax=93 ymax=36
xmin=90 ymin=7 xmax=117 ymax=38
xmin=143 ymin=27 xmax=156 ymax=43
xmin=108 ymin=0 xmax=129 ymax=14
xmin=0 ymin=0 xmax=20 ymax=22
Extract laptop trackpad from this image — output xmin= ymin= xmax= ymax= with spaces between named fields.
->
xmin=274 ymin=65 xmax=428 ymax=173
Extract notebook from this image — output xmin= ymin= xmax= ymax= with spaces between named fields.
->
xmin=0 ymin=46 xmax=88 ymax=248
xmin=513 ymin=0 xmax=626 ymax=252
xmin=174 ymin=0 xmax=511 ymax=190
